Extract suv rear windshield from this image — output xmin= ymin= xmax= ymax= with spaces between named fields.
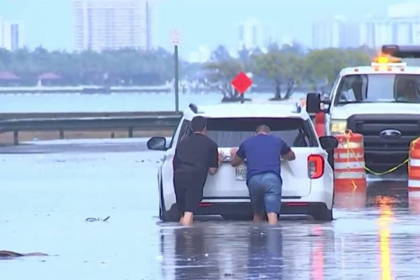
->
xmin=335 ymin=74 xmax=420 ymax=104
xmin=205 ymin=117 xmax=317 ymax=148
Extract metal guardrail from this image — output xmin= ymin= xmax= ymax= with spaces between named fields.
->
xmin=0 ymin=109 xmax=316 ymax=145
xmin=0 ymin=115 xmax=181 ymax=145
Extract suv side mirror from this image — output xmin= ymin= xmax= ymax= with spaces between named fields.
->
xmin=147 ymin=137 xmax=167 ymax=151
xmin=319 ymin=136 xmax=338 ymax=150
xmin=306 ymin=93 xmax=322 ymax=114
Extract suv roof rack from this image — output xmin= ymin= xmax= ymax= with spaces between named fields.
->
xmin=189 ymin=103 xmax=198 ymax=114
xmin=293 ymin=102 xmax=302 ymax=113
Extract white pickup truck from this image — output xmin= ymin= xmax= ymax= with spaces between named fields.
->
xmin=306 ymin=45 xmax=420 ymax=173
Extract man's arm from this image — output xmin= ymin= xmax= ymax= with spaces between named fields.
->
xmin=231 ymin=144 xmax=245 ymax=167
xmin=208 ymin=142 xmax=221 ymax=175
xmin=280 ymin=141 xmax=296 ymax=161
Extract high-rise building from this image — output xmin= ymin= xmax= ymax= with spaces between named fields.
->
xmin=237 ymin=18 xmax=266 ymax=49
xmin=360 ymin=4 xmax=420 ymax=49
xmin=0 ymin=18 xmax=24 ymax=51
xmin=312 ymin=16 xmax=360 ymax=49
xmin=9 ymin=23 xmax=22 ymax=51
xmin=361 ymin=16 xmax=420 ymax=48
xmin=313 ymin=4 xmax=420 ymax=50
xmin=73 ymin=0 xmax=157 ymax=52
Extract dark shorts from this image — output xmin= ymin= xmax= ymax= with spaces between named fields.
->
xmin=247 ymin=172 xmax=282 ymax=214
xmin=173 ymin=172 xmax=205 ymax=215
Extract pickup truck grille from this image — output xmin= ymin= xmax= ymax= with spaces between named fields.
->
xmin=346 ymin=114 xmax=420 ymax=152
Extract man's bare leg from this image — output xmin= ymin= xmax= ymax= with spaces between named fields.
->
xmin=253 ymin=213 xmax=264 ymax=223
xmin=267 ymin=212 xmax=278 ymax=225
xmin=181 ymin=212 xmax=194 ymax=226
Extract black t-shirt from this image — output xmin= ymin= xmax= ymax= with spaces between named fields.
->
xmin=173 ymin=133 xmax=219 ymax=180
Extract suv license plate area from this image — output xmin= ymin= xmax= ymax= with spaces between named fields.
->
xmin=235 ymin=165 xmax=247 ymax=181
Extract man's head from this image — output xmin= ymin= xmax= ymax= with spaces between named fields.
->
xmin=351 ymin=76 xmax=364 ymax=100
xmin=256 ymin=124 xmax=271 ymax=135
xmin=401 ymin=79 xmax=418 ymax=100
xmin=191 ymin=116 xmax=207 ymax=134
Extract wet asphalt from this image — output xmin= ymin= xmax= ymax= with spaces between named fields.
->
xmin=1 ymin=140 xmax=420 ymax=280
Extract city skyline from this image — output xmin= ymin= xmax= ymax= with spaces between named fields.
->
xmin=313 ymin=3 xmax=420 ymax=49
xmin=0 ymin=0 xmax=417 ymax=57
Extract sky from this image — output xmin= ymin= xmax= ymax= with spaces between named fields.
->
xmin=0 ymin=0 xmax=412 ymax=57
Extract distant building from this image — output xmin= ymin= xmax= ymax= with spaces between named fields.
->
xmin=360 ymin=18 xmax=420 ymax=48
xmin=361 ymin=4 xmax=420 ymax=48
xmin=73 ymin=0 xmax=157 ymax=52
xmin=312 ymin=16 xmax=360 ymax=49
xmin=0 ymin=18 xmax=24 ymax=51
xmin=313 ymin=7 xmax=420 ymax=49
xmin=237 ymin=18 xmax=267 ymax=49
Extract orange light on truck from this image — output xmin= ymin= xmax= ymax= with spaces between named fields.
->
xmin=373 ymin=55 xmax=401 ymax=63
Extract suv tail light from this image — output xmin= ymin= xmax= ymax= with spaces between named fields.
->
xmin=308 ymin=154 xmax=324 ymax=179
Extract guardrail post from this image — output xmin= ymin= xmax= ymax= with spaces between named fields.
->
xmin=59 ymin=130 xmax=65 ymax=139
xmin=13 ymin=131 xmax=19 ymax=145
xmin=128 ymin=127 xmax=133 ymax=138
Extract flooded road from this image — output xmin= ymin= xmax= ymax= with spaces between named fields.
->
xmin=1 ymin=140 xmax=420 ymax=280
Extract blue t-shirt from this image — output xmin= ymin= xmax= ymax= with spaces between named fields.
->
xmin=236 ymin=134 xmax=291 ymax=182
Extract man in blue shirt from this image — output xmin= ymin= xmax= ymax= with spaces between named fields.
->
xmin=230 ymin=124 xmax=296 ymax=225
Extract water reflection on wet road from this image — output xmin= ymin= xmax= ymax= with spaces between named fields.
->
xmin=162 ymin=182 xmax=419 ymax=280
xmin=1 ymin=140 xmax=420 ymax=280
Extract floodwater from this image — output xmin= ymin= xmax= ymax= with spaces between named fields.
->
xmin=0 ymin=92 xmax=306 ymax=113
xmin=1 ymin=139 xmax=420 ymax=280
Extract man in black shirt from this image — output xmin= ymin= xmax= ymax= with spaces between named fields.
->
xmin=173 ymin=116 xmax=223 ymax=226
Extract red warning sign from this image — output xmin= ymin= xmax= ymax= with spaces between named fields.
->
xmin=231 ymin=71 xmax=252 ymax=95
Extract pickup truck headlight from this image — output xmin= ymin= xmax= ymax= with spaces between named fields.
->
xmin=331 ymin=120 xmax=347 ymax=135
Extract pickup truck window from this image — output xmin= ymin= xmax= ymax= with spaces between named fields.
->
xmin=335 ymin=74 xmax=420 ymax=104
xmin=205 ymin=117 xmax=318 ymax=148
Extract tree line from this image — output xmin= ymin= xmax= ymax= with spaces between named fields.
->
xmin=0 ymin=44 xmax=375 ymax=99
xmin=0 ymin=47 xmax=177 ymax=86
xmin=203 ymin=43 xmax=373 ymax=101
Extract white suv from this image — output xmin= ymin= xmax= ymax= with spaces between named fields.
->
xmin=147 ymin=102 xmax=338 ymax=221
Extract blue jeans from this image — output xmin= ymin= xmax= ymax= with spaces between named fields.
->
xmin=247 ymin=172 xmax=282 ymax=214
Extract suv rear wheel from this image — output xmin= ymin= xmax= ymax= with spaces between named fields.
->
xmin=159 ymin=182 xmax=179 ymax=222
xmin=312 ymin=207 xmax=333 ymax=221
xmin=159 ymin=204 xmax=179 ymax=222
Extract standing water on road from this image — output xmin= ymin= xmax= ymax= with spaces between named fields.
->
xmin=1 ymin=140 xmax=420 ymax=279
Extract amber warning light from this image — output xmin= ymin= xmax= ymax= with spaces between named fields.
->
xmin=373 ymin=55 xmax=401 ymax=64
